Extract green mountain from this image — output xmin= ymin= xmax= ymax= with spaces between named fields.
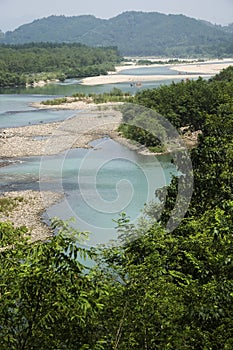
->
xmin=1 ymin=11 xmax=233 ymax=57
xmin=2 ymin=15 xmax=105 ymax=44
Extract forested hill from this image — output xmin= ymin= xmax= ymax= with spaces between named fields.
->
xmin=1 ymin=11 xmax=233 ymax=57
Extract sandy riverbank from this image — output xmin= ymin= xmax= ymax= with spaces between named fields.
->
xmin=80 ymin=59 xmax=233 ymax=86
xmin=80 ymin=73 xmax=204 ymax=86
xmin=170 ymin=59 xmax=233 ymax=74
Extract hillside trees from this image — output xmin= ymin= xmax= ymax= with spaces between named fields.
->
xmin=0 ymin=219 xmax=107 ymax=349
xmin=90 ymin=201 xmax=233 ymax=348
xmin=0 ymin=43 xmax=121 ymax=87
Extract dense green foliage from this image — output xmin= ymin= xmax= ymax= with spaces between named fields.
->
xmin=136 ymin=58 xmax=201 ymax=65
xmin=0 ymin=42 xmax=120 ymax=87
xmin=117 ymin=71 xmax=233 ymax=153
xmin=118 ymin=104 xmax=167 ymax=152
xmin=134 ymin=73 xmax=233 ymax=129
xmin=0 ymin=67 xmax=233 ymax=348
xmin=1 ymin=12 xmax=233 ymax=56
xmin=0 ymin=219 xmax=106 ymax=350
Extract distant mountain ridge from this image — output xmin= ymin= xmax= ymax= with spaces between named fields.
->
xmin=1 ymin=11 xmax=233 ymax=56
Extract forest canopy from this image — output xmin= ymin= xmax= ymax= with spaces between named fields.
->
xmin=0 ymin=42 xmax=121 ymax=87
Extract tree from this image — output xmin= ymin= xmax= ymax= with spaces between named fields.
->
xmin=91 ymin=197 xmax=233 ymax=349
xmin=0 ymin=218 xmax=106 ymax=350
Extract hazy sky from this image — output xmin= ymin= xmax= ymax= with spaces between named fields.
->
xmin=1 ymin=0 xmax=233 ymax=32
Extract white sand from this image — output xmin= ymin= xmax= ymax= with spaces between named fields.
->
xmin=80 ymin=59 xmax=233 ymax=86
xmin=80 ymin=73 xmax=205 ymax=86
xmin=170 ymin=60 xmax=233 ymax=74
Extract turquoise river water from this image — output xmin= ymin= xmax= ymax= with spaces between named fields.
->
xmin=0 ymin=65 xmax=196 ymax=245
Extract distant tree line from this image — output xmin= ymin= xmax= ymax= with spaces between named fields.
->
xmin=0 ymin=42 xmax=121 ymax=87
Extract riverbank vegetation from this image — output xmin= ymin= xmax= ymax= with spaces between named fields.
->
xmin=41 ymin=88 xmax=134 ymax=106
xmin=0 ymin=67 xmax=233 ymax=349
xmin=0 ymin=43 xmax=121 ymax=87
xmin=135 ymin=58 xmax=205 ymax=65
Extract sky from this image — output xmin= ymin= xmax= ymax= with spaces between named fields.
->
xmin=1 ymin=0 xmax=233 ymax=32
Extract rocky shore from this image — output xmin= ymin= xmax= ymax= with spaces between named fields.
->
xmin=0 ymin=105 xmax=122 ymax=158
xmin=0 ymin=190 xmax=63 ymax=242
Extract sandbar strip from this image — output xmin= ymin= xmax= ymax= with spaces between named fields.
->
xmin=79 ymin=73 xmax=206 ymax=86
xmin=170 ymin=61 xmax=233 ymax=74
xmin=80 ymin=59 xmax=233 ymax=86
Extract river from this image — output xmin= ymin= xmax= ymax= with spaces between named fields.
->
xmin=0 ymin=66 xmax=186 ymax=245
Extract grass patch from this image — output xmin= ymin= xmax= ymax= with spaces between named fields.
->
xmin=148 ymin=145 xmax=167 ymax=153
xmin=0 ymin=197 xmax=24 ymax=215
xmin=41 ymin=89 xmax=133 ymax=106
